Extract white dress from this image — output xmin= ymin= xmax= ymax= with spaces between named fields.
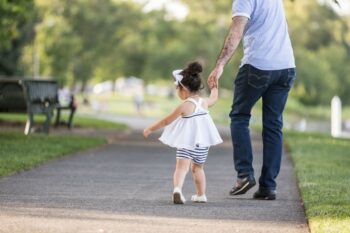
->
xmin=159 ymin=97 xmax=223 ymax=149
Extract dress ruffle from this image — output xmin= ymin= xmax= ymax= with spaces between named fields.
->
xmin=159 ymin=111 xmax=223 ymax=149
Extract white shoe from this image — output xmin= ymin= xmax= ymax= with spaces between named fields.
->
xmin=191 ymin=194 xmax=207 ymax=203
xmin=173 ymin=187 xmax=186 ymax=204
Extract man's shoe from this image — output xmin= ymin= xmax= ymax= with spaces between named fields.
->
xmin=229 ymin=177 xmax=256 ymax=195
xmin=253 ymin=189 xmax=276 ymax=200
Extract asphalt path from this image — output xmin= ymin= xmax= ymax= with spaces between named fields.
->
xmin=0 ymin=128 xmax=309 ymax=233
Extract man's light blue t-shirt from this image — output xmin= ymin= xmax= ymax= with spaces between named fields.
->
xmin=232 ymin=0 xmax=295 ymax=70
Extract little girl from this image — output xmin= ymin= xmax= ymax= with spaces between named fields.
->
xmin=143 ymin=61 xmax=222 ymax=204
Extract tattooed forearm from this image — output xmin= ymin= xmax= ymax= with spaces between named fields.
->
xmin=216 ymin=16 xmax=248 ymax=67
xmin=217 ymin=26 xmax=238 ymax=66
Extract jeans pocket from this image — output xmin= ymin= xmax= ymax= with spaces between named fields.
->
xmin=234 ymin=64 xmax=249 ymax=85
xmin=283 ymin=68 xmax=296 ymax=88
xmin=247 ymin=65 xmax=271 ymax=89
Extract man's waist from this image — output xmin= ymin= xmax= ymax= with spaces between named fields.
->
xmin=241 ymin=56 xmax=295 ymax=70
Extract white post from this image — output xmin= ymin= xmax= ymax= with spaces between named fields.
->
xmin=331 ymin=96 xmax=342 ymax=137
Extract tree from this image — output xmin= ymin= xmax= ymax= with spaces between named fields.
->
xmin=0 ymin=0 xmax=35 ymax=76
xmin=12 ymin=0 xmax=349 ymax=107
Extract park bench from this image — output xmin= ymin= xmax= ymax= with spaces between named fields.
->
xmin=54 ymin=91 xmax=77 ymax=129
xmin=0 ymin=78 xmax=76 ymax=134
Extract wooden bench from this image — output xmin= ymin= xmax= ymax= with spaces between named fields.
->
xmin=0 ymin=78 xmax=76 ymax=134
xmin=54 ymin=93 xmax=76 ymax=129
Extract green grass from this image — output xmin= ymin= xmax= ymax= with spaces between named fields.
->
xmin=0 ymin=113 xmax=127 ymax=129
xmin=77 ymin=91 xmax=233 ymax=124
xmin=72 ymin=115 xmax=127 ymax=129
xmin=0 ymin=132 xmax=106 ymax=177
xmin=285 ymin=132 xmax=350 ymax=233
xmin=77 ymin=90 xmax=350 ymax=128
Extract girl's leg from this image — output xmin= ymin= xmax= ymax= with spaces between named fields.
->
xmin=173 ymin=158 xmax=191 ymax=189
xmin=191 ymin=162 xmax=206 ymax=196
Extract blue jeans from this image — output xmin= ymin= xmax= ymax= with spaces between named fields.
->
xmin=230 ymin=64 xmax=296 ymax=191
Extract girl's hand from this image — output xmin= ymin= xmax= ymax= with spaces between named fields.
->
xmin=143 ymin=128 xmax=152 ymax=138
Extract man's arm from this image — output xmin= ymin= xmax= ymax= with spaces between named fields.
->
xmin=217 ymin=16 xmax=248 ymax=66
xmin=207 ymin=16 xmax=248 ymax=88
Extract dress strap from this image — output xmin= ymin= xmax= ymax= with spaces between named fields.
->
xmin=184 ymin=97 xmax=198 ymax=108
xmin=184 ymin=97 xmax=202 ymax=113
xmin=197 ymin=98 xmax=203 ymax=107
xmin=196 ymin=98 xmax=205 ymax=112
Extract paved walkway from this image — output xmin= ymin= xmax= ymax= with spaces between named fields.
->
xmin=0 ymin=117 xmax=309 ymax=233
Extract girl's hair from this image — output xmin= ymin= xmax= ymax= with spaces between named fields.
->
xmin=180 ymin=61 xmax=204 ymax=92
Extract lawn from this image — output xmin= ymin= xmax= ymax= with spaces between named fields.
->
xmin=0 ymin=132 xmax=106 ymax=177
xmin=77 ymin=91 xmax=350 ymax=130
xmin=0 ymin=113 xmax=126 ymax=177
xmin=0 ymin=113 xmax=127 ymax=129
xmin=285 ymin=132 xmax=350 ymax=233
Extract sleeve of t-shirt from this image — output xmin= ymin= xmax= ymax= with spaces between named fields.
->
xmin=232 ymin=0 xmax=253 ymax=19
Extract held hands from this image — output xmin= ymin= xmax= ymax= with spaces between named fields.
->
xmin=207 ymin=65 xmax=223 ymax=89
xmin=143 ymin=128 xmax=152 ymax=138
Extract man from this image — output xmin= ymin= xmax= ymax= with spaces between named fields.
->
xmin=208 ymin=0 xmax=296 ymax=200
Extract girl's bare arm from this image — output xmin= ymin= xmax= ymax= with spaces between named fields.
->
xmin=206 ymin=87 xmax=219 ymax=107
xmin=143 ymin=104 xmax=184 ymax=137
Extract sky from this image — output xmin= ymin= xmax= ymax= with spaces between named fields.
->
xmin=133 ymin=0 xmax=350 ymax=18
xmin=318 ymin=0 xmax=350 ymax=15
xmin=133 ymin=0 xmax=189 ymax=20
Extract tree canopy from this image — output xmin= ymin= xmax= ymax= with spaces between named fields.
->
xmin=1 ymin=0 xmax=349 ymax=105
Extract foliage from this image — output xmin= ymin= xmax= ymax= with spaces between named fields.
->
xmin=0 ymin=113 xmax=127 ymax=129
xmin=292 ymin=48 xmax=338 ymax=105
xmin=2 ymin=0 xmax=350 ymax=105
xmin=0 ymin=0 xmax=35 ymax=75
xmin=285 ymin=0 xmax=350 ymax=105
xmin=286 ymin=132 xmax=350 ymax=233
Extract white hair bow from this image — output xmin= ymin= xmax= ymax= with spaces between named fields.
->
xmin=172 ymin=69 xmax=183 ymax=86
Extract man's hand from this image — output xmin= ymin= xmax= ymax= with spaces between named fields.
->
xmin=207 ymin=65 xmax=223 ymax=89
